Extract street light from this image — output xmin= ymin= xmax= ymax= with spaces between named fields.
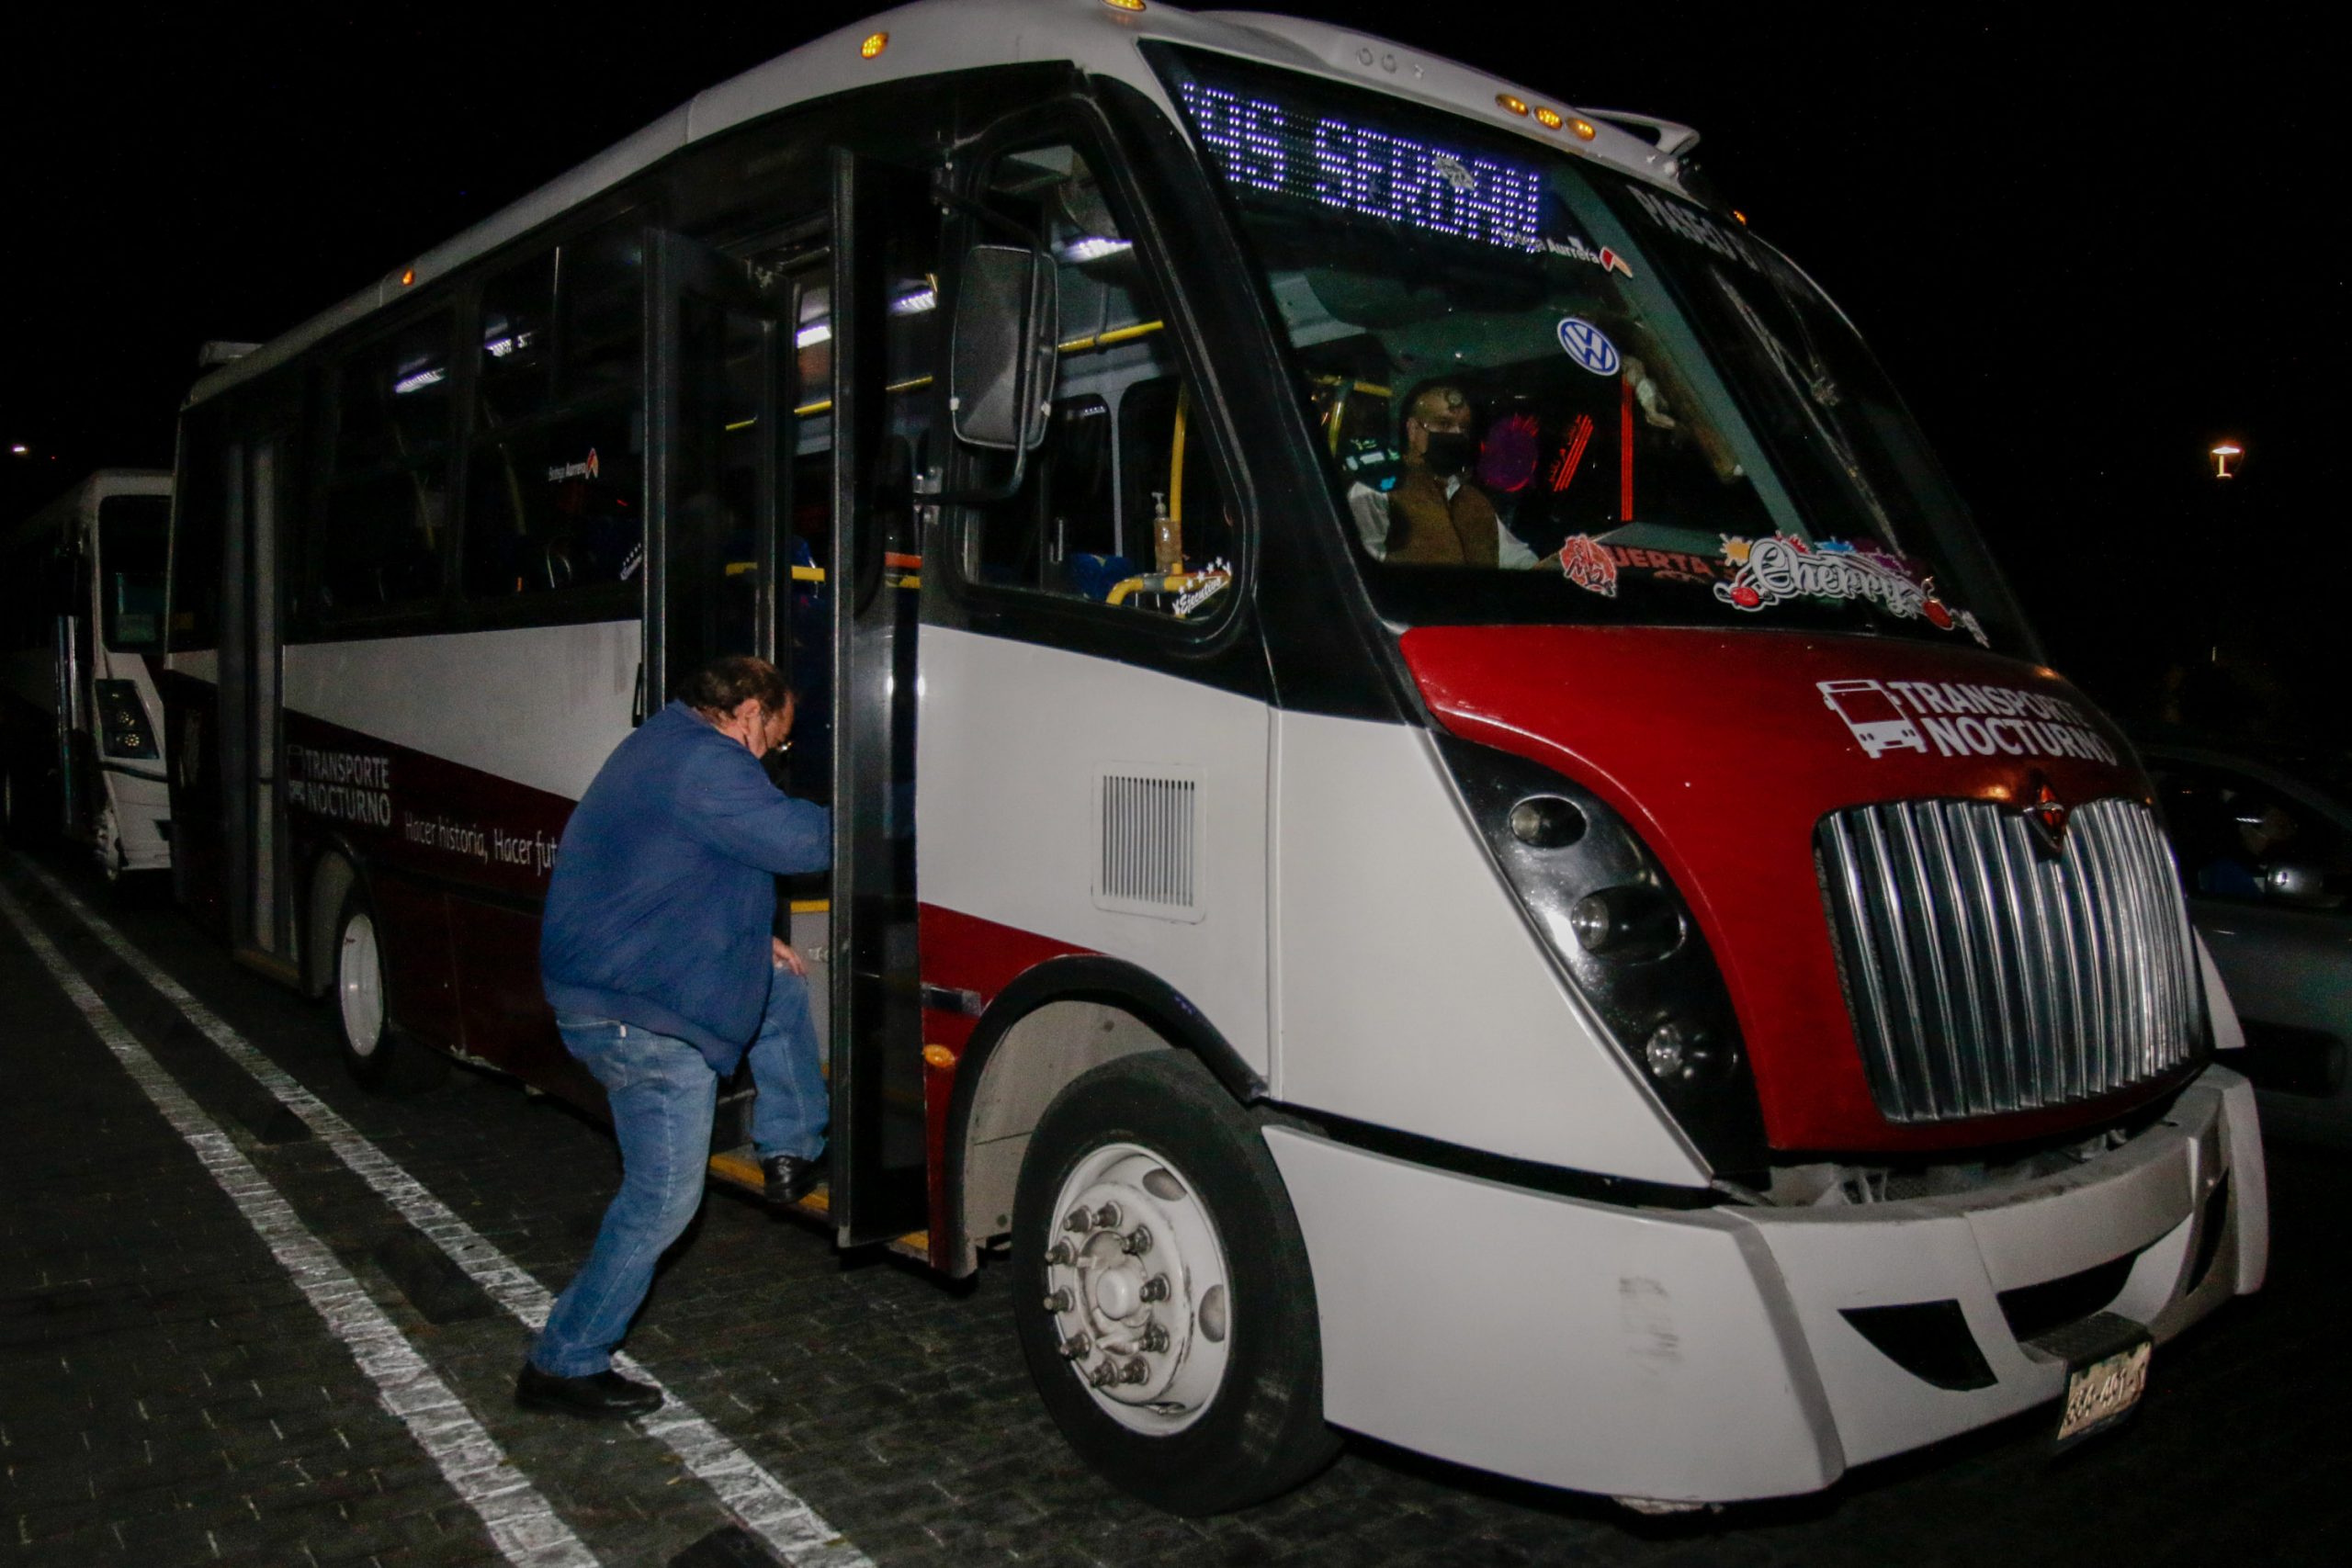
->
xmin=7 ymin=444 xmax=27 ymax=457
xmin=2211 ymin=442 xmax=2243 ymax=479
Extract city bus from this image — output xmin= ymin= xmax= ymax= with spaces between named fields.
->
xmin=2 ymin=468 xmax=174 ymax=877
xmin=160 ymin=0 xmax=2268 ymax=1516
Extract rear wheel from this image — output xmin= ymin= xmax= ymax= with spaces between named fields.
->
xmin=334 ymin=885 xmax=444 ymax=1093
xmin=1012 ymin=1051 xmax=1339 ymax=1515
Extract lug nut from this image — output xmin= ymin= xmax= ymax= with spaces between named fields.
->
xmin=1117 ymin=1358 xmax=1150 ymax=1385
xmin=1059 ymin=1333 xmax=1092 ymax=1359
xmin=1091 ymin=1202 xmax=1123 ymax=1230
xmin=1140 ymin=1323 xmax=1170 ymax=1353
xmin=1043 ymin=1289 xmax=1072 ymax=1313
xmin=1122 ymin=1225 xmax=1153 ymax=1257
xmin=1087 ymin=1360 xmax=1118 ymax=1389
xmin=1140 ymin=1274 xmax=1170 ymax=1303
xmin=1046 ymin=1240 xmax=1075 ymax=1267
xmin=1063 ymin=1207 xmax=1091 ymax=1234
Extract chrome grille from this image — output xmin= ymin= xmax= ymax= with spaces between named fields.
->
xmin=1815 ymin=797 xmax=2201 ymax=1123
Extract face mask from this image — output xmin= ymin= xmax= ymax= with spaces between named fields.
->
xmin=1421 ymin=431 xmax=1476 ymax=477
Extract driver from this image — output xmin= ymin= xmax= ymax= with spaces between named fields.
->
xmin=1348 ymin=383 xmax=1512 ymax=567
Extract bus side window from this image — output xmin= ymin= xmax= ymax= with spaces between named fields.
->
xmin=956 ymin=141 xmax=1238 ymax=625
xmin=320 ymin=311 xmax=456 ymax=614
xmin=460 ymin=222 xmax=645 ymax=603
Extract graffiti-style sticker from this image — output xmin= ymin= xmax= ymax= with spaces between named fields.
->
xmin=1815 ymin=676 xmax=2119 ymax=764
xmin=1715 ymin=534 xmax=1985 ymax=643
xmin=1174 ymin=558 xmax=1234 ymax=618
xmin=1557 ymin=535 xmax=1618 ymax=596
xmin=1607 ymin=545 xmax=1721 ymax=583
xmin=1556 ymin=318 xmax=1622 ymax=377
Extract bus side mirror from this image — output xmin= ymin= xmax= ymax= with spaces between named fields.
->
xmin=948 ymin=244 xmax=1058 ymax=452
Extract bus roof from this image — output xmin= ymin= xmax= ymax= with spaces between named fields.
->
xmin=186 ymin=0 xmax=1697 ymax=412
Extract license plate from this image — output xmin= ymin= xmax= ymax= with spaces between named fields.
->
xmin=2056 ymin=1337 xmax=2151 ymax=1446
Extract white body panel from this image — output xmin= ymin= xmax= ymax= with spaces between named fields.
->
xmin=918 ymin=626 xmax=1271 ymax=1071
xmin=280 ymin=621 xmax=640 ymax=803
xmin=1269 ymin=1066 xmax=2267 ymax=1502
xmin=1271 ymin=710 xmax=1705 ymax=1185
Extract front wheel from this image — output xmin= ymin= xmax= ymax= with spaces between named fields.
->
xmin=1012 ymin=1051 xmax=1340 ymax=1515
xmin=333 ymin=883 xmax=444 ymax=1094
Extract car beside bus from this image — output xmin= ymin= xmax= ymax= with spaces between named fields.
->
xmin=158 ymin=0 xmax=2266 ymax=1516
xmin=1 ymin=468 xmax=174 ymax=877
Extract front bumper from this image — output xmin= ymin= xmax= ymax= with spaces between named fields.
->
xmin=1266 ymin=1066 xmax=2265 ymax=1503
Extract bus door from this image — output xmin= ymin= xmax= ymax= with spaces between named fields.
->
xmin=826 ymin=151 xmax=937 ymax=1245
xmin=217 ymin=434 xmax=297 ymax=973
xmin=48 ymin=535 xmax=91 ymax=838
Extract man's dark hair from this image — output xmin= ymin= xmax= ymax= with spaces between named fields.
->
xmin=677 ymin=655 xmax=790 ymax=716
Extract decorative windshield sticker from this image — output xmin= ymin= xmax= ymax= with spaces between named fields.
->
xmin=1817 ymin=677 xmax=2118 ymax=764
xmin=1557 ymin=535 xmax=1619 ymax=595
xmin=1556 ymin=318 xmax=1622 ymax=376
xmin=547 ymin=447 xmax=600 ymax=484
xmin=1173 ymin=560 xmax=1233 ymax=618
xmin=1542 ymin=236 xmax=1634 ymax=278
xmin=1717 ymin=535 xmax=1987 ymax=645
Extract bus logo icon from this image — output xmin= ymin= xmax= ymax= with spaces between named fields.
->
xmin=1818 ymin=679 xmax=1927 ymax=758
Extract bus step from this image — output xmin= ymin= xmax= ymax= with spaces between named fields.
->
xmin=706 ymin=1151 xmax=929 ymax=1263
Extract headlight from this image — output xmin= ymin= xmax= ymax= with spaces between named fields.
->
xmin=1434 ymin=733 xmax=1766 ymax=1175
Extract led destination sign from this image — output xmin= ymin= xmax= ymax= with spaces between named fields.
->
xmin=1179 ymin=81 xmax=1550 ymax=252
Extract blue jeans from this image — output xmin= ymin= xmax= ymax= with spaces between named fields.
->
xmin=750 ymin=962 xmax=828 ymax=1162
xmin=531 ymin=1014 xmax=718 ymax=1378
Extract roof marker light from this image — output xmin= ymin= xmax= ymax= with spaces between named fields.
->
xmin=400 ymin=268 xmax=416 ymax=286
xmin=1533 ymin=106 xmax=1565 ymax=130
xmin=1570 ymin=118 xmax=1598 ymax=141
xmin=1733 ymin=209 xmax=1748 ymax=225
xmin=1496 ymin=93 xmax=1528 ymax=116
xmin=1103 ymin=0 xmax=1148 ymax=11
xmin=860 ymin=31 xmax=888 ymax=59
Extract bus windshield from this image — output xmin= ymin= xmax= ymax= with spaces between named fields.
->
xmin=98 ymin=494 xmax=170 ymax=651
xmin=1156 ymin=50 xmax=2026 ymax=652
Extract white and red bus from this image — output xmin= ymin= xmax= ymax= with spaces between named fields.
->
xmin=161 ymin=0 xmax=2267 ymax=1516
xmin=3 ymin=468 xmax=175 ymax=876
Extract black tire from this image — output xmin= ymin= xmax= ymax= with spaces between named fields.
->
xmin=332 ymin=884 xmax=446 ymax=1094
xmin=1012 ymin=1051 xmax=1340 ymax=1515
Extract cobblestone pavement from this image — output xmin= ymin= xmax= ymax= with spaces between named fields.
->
xmin=4 ymin=845 xmax=2346 ymax=1567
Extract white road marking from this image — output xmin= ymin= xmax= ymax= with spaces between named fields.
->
xmin=0 ymin=882 xmax=601 ymax=1568
xmin=19 ymin=859 xmax=872 ymax=1568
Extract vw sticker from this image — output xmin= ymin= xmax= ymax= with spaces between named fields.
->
xmin=1556 ymin=317 xmax=1622 ymax=377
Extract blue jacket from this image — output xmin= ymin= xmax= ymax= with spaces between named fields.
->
xmin=541 ymin=702 xmax=831 ymax=1074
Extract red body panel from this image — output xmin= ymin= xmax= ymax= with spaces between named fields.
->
xmin=917 ymin=902 xmax=1092 ymax=1268
xmin=1399 ymin=625 xmax=2180 ymax=1153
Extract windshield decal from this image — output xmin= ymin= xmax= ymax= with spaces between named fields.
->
xmin=1556 ymin=318 xmax=1622 ymax=376
xmin=1718 ymin=535 xmax=1988 ymax=646
xmin=1817 ymin=678 xmax=2118 ymax=764
xmin=1542 ymin=236 xmax=1634 ymax=277
xmin=1557 ymin=535 xmax=1619 ymax=595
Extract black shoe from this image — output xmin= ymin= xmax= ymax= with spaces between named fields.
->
xmin=761 ymin=1153 xmax=822 ymax=1203
xmin=514 ymin=1362 xmax=662 ymax=1420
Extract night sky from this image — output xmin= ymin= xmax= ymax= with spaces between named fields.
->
xmin=6 ymin=4 xmax=2334 ymax=752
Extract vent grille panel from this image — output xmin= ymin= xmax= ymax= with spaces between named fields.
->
xmin=1094 ymin=773 xmax=1202 ymax=921
xmin=1817 ymin=797 xmax=2199 ymax=1123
